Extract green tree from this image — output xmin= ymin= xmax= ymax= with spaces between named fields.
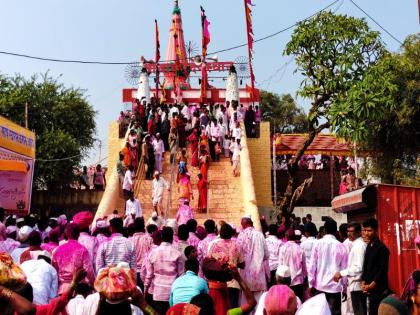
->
xmin=279 ymin=11 xmax=387 ymax=216
xmin=0 ymin=73 xmax=96 ymax=190
xmin=259 ymin=91 xmax=307 ymax=133
xmin=337 ymin=34 xmax=420 ymax=185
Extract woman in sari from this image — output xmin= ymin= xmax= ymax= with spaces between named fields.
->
xmin=197 ymin=173 xmax=208 ymax=213
xmin=187 ymin=128 xmax=199 ymax=168
xmin=199 ymin=146 xmax=210 ymax=181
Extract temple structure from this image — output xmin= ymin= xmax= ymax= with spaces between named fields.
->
xmin=123 ymin=0 xmax=259 ymax=107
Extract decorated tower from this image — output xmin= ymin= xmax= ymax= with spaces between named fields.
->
xmin=225 ymin=65 xmax=239 ymax=105
xmin=164 ymin=0 xmax=190 ymax=91
xmin=137 ymin=68 xmax=151 ymax=104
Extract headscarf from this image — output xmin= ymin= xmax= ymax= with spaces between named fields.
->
xmin=73 ymin=211 xmax=94 ymax=230
xmin=94 ymin=265 xmax=137 ymax=303
xmin=296 ymin=293 xmax=331 ymax=315
xmin=264 ymin=285 xmax=297 ymax=315
xmin=0 ymin=253 xmax=27 ymax=290
xmin=378 ymin=295 xmax=409 ymax=315
xmin=166 ymin=303 xmax=201 ymax=315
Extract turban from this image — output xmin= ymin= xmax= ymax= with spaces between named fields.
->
xmin=17 ymin=226 xmax=33 ymax=242
xmin=0 ymin=253 xmax=27 ymax=290
xmin=378 ymin=295 xmax=409 ymax=315
xmin=296 ymin=293 xmax=331 ymax=315
xmin=264 ymin=285 xmax=297 ymax=315
xmin=94 ymin=266 xmax=136 ymax=302
xmin=167 ymin=303 xmax=201 ymax=315
xmin=73 ymin=211 xmax=94 ymax=230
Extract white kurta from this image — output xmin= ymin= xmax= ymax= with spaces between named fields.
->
xmin=137 ymin=72 xmax=151 ymax=104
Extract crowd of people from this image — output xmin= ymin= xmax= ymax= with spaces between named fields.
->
xmin=1 ymin=204 xmax=419 ymax=315
xmin=117 ymin=98 xmax=248 ymax=219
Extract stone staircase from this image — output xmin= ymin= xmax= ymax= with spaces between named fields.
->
xmin=133 ymin=148 xmax=244 ymax=225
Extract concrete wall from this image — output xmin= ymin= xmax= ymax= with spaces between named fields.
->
xmin=31 ymin=190 xmax=103 ymax=217
xmin=247 ymin=122 xmax=273 ymax=207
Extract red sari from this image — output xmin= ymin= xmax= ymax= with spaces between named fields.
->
xmin=197 ymin=178 xmax=208 ymax=213
xmin=199 ymin=153 xmax=209 ymax=180
xmin=187 ymin=132 xmax=199 ymax=167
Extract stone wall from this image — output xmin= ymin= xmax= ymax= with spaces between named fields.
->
xmin=247 ymin=122 xmax=273 ymax=207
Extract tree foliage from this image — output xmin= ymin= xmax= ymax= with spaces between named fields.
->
xmin=341 ymin=34 xmax=420 ymax=184
xmin=0 ymin=73 xmax=96 ymax=190
xmin=279 ymin=11 xmax=386 ymax=215
xmin=259 ymin=91 xmax=307 ymax=133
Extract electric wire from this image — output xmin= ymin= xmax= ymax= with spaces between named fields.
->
xmin=0 ymin=0 xmax=341 ymax=65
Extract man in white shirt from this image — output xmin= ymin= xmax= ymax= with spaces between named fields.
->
xmin=278 ymin=229 xmax=307 ymax=301
xmin=125 ymin=192 xmax=143 ymax=227
xmin=308 ymin=219 xmax=348 ymax=315
xmin=152 ymin=171 xmax=169 ymax=216
xmin=153 ymin=133 xmax=165 ymax=173
xmin=334 ymin=222 xmax=367 ymax=315
xmin=122 ymin=165 xmax=135 ymax=200
xmin=20 ymin=250 xmax=58 ymax=305
xmin=300 ymin=222 xmax=318 ymax=270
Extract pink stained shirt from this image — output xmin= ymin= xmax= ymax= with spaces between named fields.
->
xmin=52 ymin=240 xmax=95 ymax=294
xmin=308 ymin=234 xmax=348 ymax=293
xmin=278 ymin=241 xmax=307 ymax=286
xmin=197 ymin=233 xmax=218 ymax=277
xmin=265 ymin=235 xmax=283 ymax=271
xmin=78 ymin=232 xmax=98 ymax=264
xmin=141 ymin=244 xmax=158 ymax=294
xmin=237 ymin=227 xmax=269 ymax=292
xmin=95 ymin=233 xmax=136 ymax=272
xmin=41 ymin=242 xmax=58 ymax=255
xmin=176 ymin=205 xmax=194 ymax=226
xmin=188 ymin=232 xmax=201 ymax=249
xmin=144 ymin=242 xmax=184 ymax=302
xmin=131 ymin=232 xmax=153 ymax=273
xmin=96 ymin=234 xmax=109 ymax=245
xmin=0 ymin=238 xmax=20 ymax=254
xmin=207 ymin=238 xmax=244 ymax=267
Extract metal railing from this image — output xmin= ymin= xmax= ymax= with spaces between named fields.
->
xmin=165 ymin=136 xmax=179 ymax=221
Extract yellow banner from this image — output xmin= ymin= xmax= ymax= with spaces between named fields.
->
xmin=0 ymin=116 xmax=35 ymax=158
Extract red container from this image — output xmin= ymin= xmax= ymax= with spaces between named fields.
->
xmin=332 ymin=184 xmax=420 ymax=295
xmin=376 ymin=184 xmax=420 ymax=295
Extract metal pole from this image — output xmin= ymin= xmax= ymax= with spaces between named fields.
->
xmin=273 ymin=129 xmax=277 ymax=209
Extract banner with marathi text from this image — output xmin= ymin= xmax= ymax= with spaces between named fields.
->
xmin=0 ymin=115 xmax=35 ymax=215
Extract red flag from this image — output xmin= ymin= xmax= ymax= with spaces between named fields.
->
xmin=201 ymin=6 xmax=211 ymax=58
xmin=155 ymin=19 xmax=160 ymax=62
xmin=244 ymin=0 xmax=255 ymax=101
xmin=155 ymin=19 xmax=160 ymax=100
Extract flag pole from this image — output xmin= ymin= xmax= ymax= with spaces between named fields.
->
xmin=155 ymin=19 xmax=160 ymax=101
xmin=243 ymin=0 xmax=255 ymax=105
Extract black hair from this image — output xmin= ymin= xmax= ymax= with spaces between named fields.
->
xmin=348 ymin=222 xmax=362 ymax=234
xmin=204 ymin=219 xmax=216 ymax=234
xmin=185 ymin=258 xmax=199 ymax=274
xmin=191 ymin=293 xmax=215 ymax=315
xmin=110 ymin=218 xmax=124 ymax=234
xmin=134 ymin=217 xmax=145 ymax=233
xmin=324 ymin=219 xmax=337 ymax=235
xmin=219 ymin=224 xmax=233 ymax=240
xmin=146 ymin=224 xmax=158 ymax=234
xmin=362 ymin=217 xmax=378 ymax=230
xmin=187 ymin=219 xmax=198 ymax=233
xmin=184 ymin=245 xmax=196 ymax=258
xmin=178 ymin=224 xmax=189 ymax=241
xmin=304 ymin=222 xmax=318 ymax=237
xmin=268 ymin=224 xmax=278 ymax=236
xmin=162 ymin=226 xmax=174 ymax=243
xmin=28 ymin=231 xmax=42 ymax=246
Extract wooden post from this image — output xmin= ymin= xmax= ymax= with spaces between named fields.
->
xmin=330 ymin=156 xmax=334 ymax=200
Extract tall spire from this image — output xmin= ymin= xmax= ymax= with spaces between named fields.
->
xmin=164 ymin=0 xmax=190 ymax=90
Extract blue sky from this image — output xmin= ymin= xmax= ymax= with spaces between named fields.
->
xmin=0 ymin=0 xmax=418 ymax=166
